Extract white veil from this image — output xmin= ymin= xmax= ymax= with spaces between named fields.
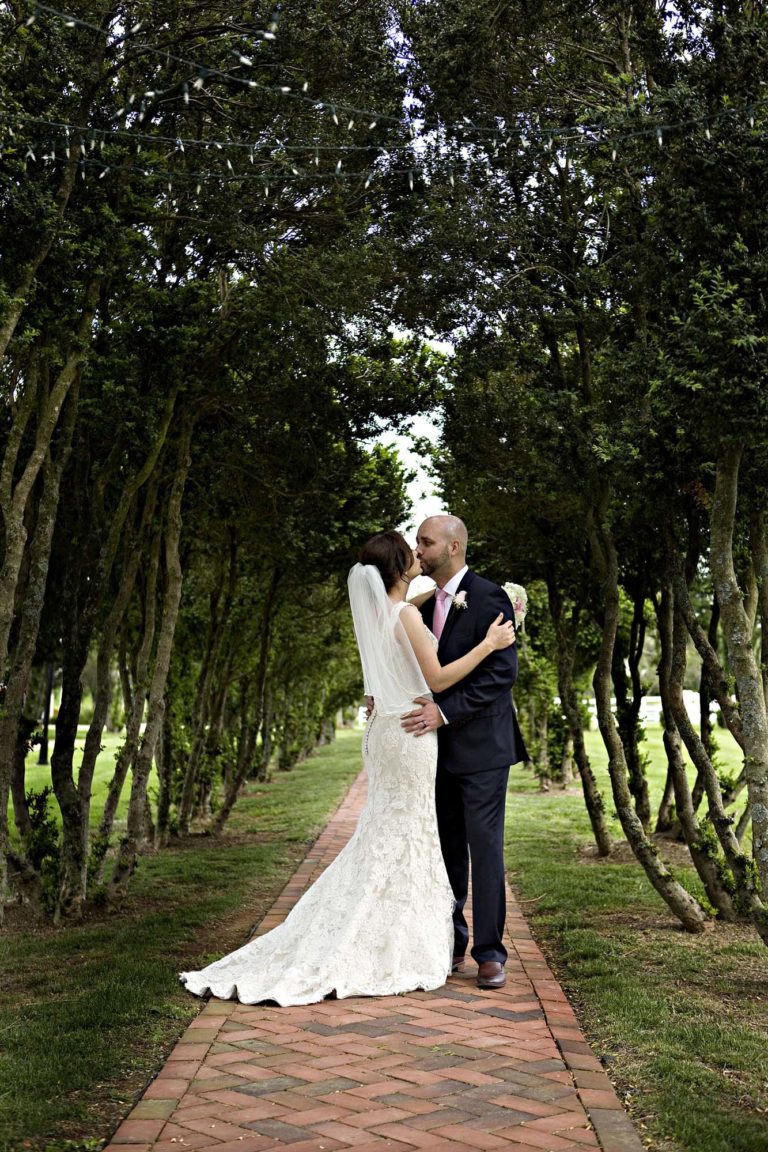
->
xmin=347 ymin=563 xmax=432 ymax=716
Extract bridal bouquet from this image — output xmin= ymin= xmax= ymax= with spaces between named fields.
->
xmin=502 ymin=582 xmax=528 ymax=630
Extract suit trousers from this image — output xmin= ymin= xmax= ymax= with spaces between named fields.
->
xmin=435 ymin=762 xmax=510 ymax=966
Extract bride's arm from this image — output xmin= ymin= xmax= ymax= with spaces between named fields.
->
xmin=399 ymin=604 xmax=514 ymax=693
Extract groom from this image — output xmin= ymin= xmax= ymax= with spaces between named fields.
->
xmin=401 ymin=515 xmax=527 ymax=990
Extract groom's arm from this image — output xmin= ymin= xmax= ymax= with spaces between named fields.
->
xmin=437 ymin=586 xmax=518 ymax=726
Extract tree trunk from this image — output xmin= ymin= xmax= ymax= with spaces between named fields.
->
xmin=693 ymin=596 xmax=721 ymax=811
xmin=0 ymin=382 xmax=79 ymax=917
xmin=700 ymin=597 xmax=720 ymax=753
xmin=178 ymin=533 xmax=237 ymax=833
xmin=212 ymin=569 xmax=280 ymax=834
xmin=710 ymin=444 xmax=768 ymax=901
xmin=91 ymin=524 xmax=163 ymax=881
xmin=205 ymin=649 xmax=233 ymax=769
xmin=257 ymin=695 xmax=273 ymax=781
xmin=110 ymin=415 xmax=194 ymax=893
xmin=9 ymin=717 xmax=38 ymax=846
xmin=155 ymin=695 xmax=174 ymax=847
xmin=677 ymin=559 xmax=744 ymax=750
xmin=51 ymin=647 xmax=89 ymax=923
xmin=0 ymin=278 xmax=101 ymax=680
xmin=560 ymin=731 xmax=575 ymax=786
xmin=536 ymin=708 xmax=550 ymax=788
xmin=750 ymin=508 xmax=768 ymax=714
xmin=657 ymin=586 xmax=737 ymax=920
xmin=589 ymin=511 xmax=708 ymax=932
xmin=79 ymin=477 xmax=161 ymax=869
xmin=736 ymin=801 xmax=752 ymax=845
xmin=611 ymin=583 xmax=651 ymax=829
xmin=666 ymin=560 xmax=768 ymax=943
xmin=655 ymin=764 xmax=676 ymax=834
xmin=547 ymin=579 xmax=612 ymax=856
xmin=37 ymin=662 xmax=54 ymax=766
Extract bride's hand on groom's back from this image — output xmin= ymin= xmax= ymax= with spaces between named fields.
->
xmin=485 ymin=613 xmax=515 ymax=651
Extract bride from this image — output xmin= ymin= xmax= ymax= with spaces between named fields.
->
xmin=180 ymin=530 xmax=514 ymax=1006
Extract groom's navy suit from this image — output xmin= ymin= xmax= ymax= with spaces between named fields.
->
xmin=420 ymin=569 xmax=527 ymax=966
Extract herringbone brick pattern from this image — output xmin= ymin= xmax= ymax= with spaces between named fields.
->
xmin=105 ymin=772 xmax=643 ymax=1152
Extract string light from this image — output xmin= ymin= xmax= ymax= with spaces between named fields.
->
xmin=6 ymin=0 xmax=766 ymax=198
xmin=4 ymin=100 xmax=759 ymax=193
xmin=28 ymin=0 xmax=758 ymax=146
xmin=0 ymin=111 xmax=401 ymax=159
xmin=14 ymin=151 xmax=417 ymax=190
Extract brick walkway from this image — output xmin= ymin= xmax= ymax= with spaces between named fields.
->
xmin=105 ymin=772 xmax=644 ymax=1152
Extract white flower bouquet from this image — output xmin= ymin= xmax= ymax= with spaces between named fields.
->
xmin=502 ymin=582 xmax=528 ymax=630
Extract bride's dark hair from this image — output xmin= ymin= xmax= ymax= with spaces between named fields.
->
xmin=359 ymin=531 xmax=413 ymax=592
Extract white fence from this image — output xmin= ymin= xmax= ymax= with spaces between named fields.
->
xmin=583 ymin=691 xmax=714 ymax=728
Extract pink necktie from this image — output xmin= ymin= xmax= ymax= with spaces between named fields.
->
xmin=433 ymin=588 xmax=450 ymax=641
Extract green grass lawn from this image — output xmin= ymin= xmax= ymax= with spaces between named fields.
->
xmin=0 ymin=730 xmax=364 ymax=1152
xmin=20 ymin=729 xmax=153 ymax=831
xmin=506 ymin=724 xmax=768 ymax=1152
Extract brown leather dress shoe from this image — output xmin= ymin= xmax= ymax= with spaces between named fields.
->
xmin=476 ymin=961 xmax=506 ymax=989
xmin=452 ymin=954 xmax=466 ymax=973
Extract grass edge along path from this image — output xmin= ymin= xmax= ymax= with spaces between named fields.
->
xmin=0 ymin=730 xmax=364 ymax=1152
xmin=506 ymin=731 xmax=768 ymax=1152
xmin=3 ymin=724 xmax=767 ymax=1152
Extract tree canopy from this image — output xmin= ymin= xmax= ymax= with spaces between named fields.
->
xmin=1 ymin=0 xmax=768 ymax=956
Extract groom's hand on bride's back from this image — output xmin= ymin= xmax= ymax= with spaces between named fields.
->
xmin=365 ymin=695 xmax=374 ymax=719
xmin=400 ymin=697 xmax=444 ymax=736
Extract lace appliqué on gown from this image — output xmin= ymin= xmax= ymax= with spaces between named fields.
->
xmin=180 ymin=622 xmax=453 ymax=1006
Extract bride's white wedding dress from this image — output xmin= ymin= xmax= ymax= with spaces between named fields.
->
xmin=181 ymin=612 xmax=453 ymax=1006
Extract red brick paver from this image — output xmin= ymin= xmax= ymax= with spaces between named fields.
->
xmin=105 ymin=772 xmax=643 ymax=1152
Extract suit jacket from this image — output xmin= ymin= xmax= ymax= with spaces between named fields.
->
xmin=420 ymin=569 xmax=528 ymax=775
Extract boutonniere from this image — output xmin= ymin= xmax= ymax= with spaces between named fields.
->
xmin=451 ymin=590 xmax=468 ymax=610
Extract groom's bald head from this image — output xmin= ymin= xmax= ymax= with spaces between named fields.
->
xmin=425 ymin=515 xmax=467 ymax=556
xmin=415 ymin=515 xmax=468 ymax=584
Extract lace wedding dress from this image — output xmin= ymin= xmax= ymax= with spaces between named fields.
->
xmin=181 ymin=616 xmax=454 ymax=1006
